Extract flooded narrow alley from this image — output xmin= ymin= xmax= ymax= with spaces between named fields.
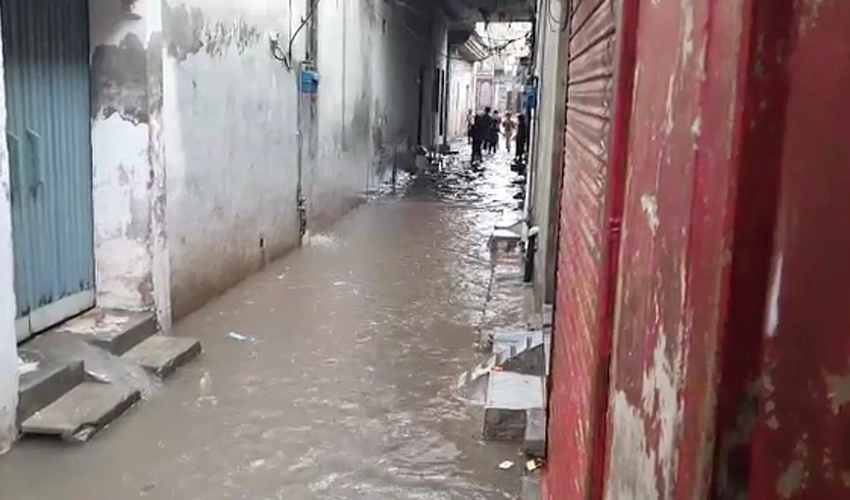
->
xmin=0 ymin=147 xmax=530 ymax=499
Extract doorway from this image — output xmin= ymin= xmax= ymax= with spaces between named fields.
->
xmin=3 ymin=0 xmax=96 ymax=341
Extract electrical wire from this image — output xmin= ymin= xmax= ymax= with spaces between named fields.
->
xmin=272 ymin=0 xmax=326 ymax=70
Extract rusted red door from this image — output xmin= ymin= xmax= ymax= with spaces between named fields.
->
xmin=745 ymin=1 xmax=850 ymax=497
xmin=602 ymin=0 xmax=757 ymax=498
xmin=544 ymin=0 xmax=637 ymax=498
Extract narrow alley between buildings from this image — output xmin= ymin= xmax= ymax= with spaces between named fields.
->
xmin=0 ymin=147 xmax=532 ymax=499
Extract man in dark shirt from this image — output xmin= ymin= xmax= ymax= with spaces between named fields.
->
xmin=488 ymin=110 xmax=501 ymax=153
xmin=515 ymin=113 xmax=529 ymax=164
xmin=471 ymin=107 xmax=492 ymax=164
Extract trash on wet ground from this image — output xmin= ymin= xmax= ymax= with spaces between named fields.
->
xmin=498 ymin=460 xmax=515 ymax=470
xmin=526 ymin=459 xmax=540 ymax=472
xmin=227 ymin=332 xmax=253 ymax=342
xmin=17 ymin=358 xmax=39 ymax=376
xmin=86 ymin=370 xmax=111 ymax=383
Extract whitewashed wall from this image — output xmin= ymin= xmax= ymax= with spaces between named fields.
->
xmin=0 ymin=17 xmax=17 ymax=454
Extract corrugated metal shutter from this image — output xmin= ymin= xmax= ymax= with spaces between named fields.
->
xmin=3 ymin=0 xmax=95 ymax=340
xmin=545 ymin=0 xmax=620 ymax=497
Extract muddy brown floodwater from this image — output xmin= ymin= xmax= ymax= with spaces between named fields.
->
xmin=0 ymin=145 xmax=529 ymax=499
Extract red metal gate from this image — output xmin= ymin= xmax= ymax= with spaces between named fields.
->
xmin=745 ymin=1 xmax=850 ymax=497
xmin=547 ymin=0 xmax=850 ymax=497
xmin=544 ymin=0 xmax=637 ymax=497
xmin=602 ymin=0 xmax=755 ymax=498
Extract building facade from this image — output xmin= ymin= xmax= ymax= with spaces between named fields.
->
xmin=0 ymin=0 xmax=449 ymax=451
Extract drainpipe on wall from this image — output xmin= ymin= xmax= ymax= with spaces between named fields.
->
xmin=295 ymin=0 xmax=319 ymax=242
xmin=296 ymin=67 xmax=307 ymax=240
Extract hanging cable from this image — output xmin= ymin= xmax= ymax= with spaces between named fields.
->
xmin=271 ymin=0 xmax=325 ymax=70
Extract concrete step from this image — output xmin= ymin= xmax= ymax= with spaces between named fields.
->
xmin=16 ymin=348 xmax=85 ymax=423
xmin=122 ymin=335 xmax=201 ymax=379
xmin=489 ymin=228 xmax=522 ymax=253
xmin=51 ymin=309 xmax=157 ymax=355
xmin=21 ymin=382 xmax=141 ymax=443
xmin=24 ymin=332 xmax=156 ymax=398
xmin=483 ymin=371 xmax=544 ymax=442
xmin=524 ymin=407 xmax=547 ymax=459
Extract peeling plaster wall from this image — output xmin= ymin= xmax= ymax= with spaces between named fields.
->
xmin=163 ymin=0 xmax=301 ymax=319
xmin=604 ymin=0 xmax=749 ymax=497
xmin=0 ymin=23 xmax=17 ymax=454
xmin=90 ymin=0 xmax=170 ymax=327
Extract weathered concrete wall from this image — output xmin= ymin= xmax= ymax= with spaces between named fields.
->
xmin=90 ymin=0 xmax=170 ymax=327
xmin=448 ymin=55 xmax=475 ymax=139
xmin=163 ymin=0 xmax=302 ymax=318
xmin=528 ymin=0 xmax=569 ymax=309
xmin=432 ymin=13 xmax=449 ymax=147
xmin=164 ymin=0 xmax=436 ymax=317
xmin=309 ymin=0 xmax=429 ymax=230
xmin=0 ymin=19 xmax=17 ymax=454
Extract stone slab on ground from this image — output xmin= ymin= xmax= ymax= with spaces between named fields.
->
xmin=25 ymin=333 xmax=155 ymax=397
xmin=21 ymin=382 xmax=141 ymax=442
xmin=16 ymin=349 xmax=84 ymax=423
xmin=51 ymin=309 xmax=157 ymax=355
xmin=122 ymin=336 xmax=202 ymax=379
xmin=484 ymin=371 xmax=544 ymax=441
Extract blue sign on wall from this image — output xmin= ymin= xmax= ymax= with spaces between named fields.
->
xmin=300 ymin=69 xmax=319 ymax=95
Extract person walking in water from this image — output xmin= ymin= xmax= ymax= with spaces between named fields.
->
xmin=503 ymin=112 xmax=516 ymax=153
xmin=487 ymin=110 xmax=501 ymax=154
xmin=471 ymin=107 xmax=492 ymax=164
xmin=515 ymin=113 xmax=529 ymax=164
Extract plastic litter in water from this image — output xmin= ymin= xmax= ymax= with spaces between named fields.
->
xmin=227 ymin=332 xmax=251 ymax=342
xmin=498 ymin=460 xmax=514 ymax=470
xmin=17 ymin=359 xmax=39 ymax=376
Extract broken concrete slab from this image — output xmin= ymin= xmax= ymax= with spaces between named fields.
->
xmin=51 ymin=309 xmax=157 ymax=355
xmin=25 ymin=333 xmax=155 ymax=397
xmin=21 ymin=382 xmax=141 ymax=443
xmin=16 ymin=348 xmax=85 ymax=423
xmin=122 ymin=336 xmax=201 ymax=379
xmin=484 ymin=371 xmax=543 ymax=441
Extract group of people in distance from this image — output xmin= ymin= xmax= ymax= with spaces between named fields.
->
xmin=467 ymin=107 xmax=529 ymax=166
